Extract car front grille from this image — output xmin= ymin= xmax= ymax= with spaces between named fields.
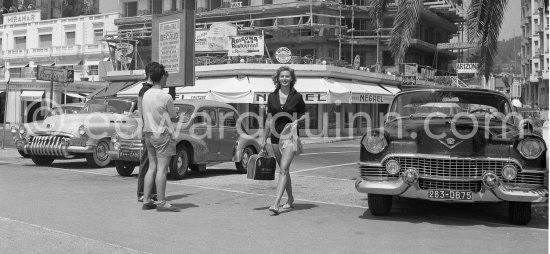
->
xmin=25 ymin=135 xmax=70 ymax=156
xmin=359 ymin=156 xmax=546 ymax=186
xmin=419 ymin=179 xmax=482 ymax=192
xmin=385 ymin=156 xmax=517 ymax=180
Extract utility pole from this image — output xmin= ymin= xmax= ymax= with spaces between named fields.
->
xmin=350 ymin=0 xmax=355 ymax=64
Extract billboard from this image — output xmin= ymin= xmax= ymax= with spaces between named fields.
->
xmin=228 ymin=36 xmax=264 ymax=56
xmin=195 ymin=23 xmax=238 ymax=52
xmin=36 ymin=66 xmax=74 ymax=83
xmin=152 ymin=9 xmax=195 ymax=87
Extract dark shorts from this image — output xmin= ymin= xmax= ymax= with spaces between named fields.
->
xmin=144 ymin=131 xmax=176 ymax=158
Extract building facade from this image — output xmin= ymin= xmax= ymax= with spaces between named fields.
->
xmin=520 ymin=0 xmax=549 ymax=109
xmin=0 ymin=7 xmax=120 ymax=124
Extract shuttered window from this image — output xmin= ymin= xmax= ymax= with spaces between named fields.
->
xmin=66 ymin=32 xmax=76 ymax=45
xmin=14 ymin=36 xmax=26 ymax=50
xmin=39 ymin=34 xmax=52 ymax=48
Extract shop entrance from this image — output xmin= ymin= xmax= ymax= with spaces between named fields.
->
xmin=22 ymin=100 xmax=45 ymax=123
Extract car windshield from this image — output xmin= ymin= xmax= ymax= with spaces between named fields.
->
xmin=82 ymin=99 xmax=134 ymax=114
xmin=390 ymin=90 xmax=512 ymax=120
xmin=46 ymin=105 xmax=83 ymax=117
xmin=175 ymin=104 xmax=195 ymax=123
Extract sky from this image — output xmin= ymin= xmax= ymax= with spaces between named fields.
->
xmin=499 ymin=0 xmax=522 ymax=40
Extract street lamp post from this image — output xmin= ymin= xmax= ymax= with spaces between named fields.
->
xmin=2 ymin=70 xmax=10 ymax=150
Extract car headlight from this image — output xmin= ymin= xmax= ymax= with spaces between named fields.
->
xmin=78 ymin=125 xmax=87 ymax=136
xmin=19 ymin=126 xmax=26 ymax=135
xmin=112 ymin=134 xmax=119 ymax=144
xmin=362 ymin=131 xmax=388 ymax=154
xmin=11 ymin=126 xmax=17 ymax=134
xmin=517 ymin=138 xmax=545 ymax=159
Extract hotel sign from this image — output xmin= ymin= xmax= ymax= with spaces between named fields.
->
xmin=3 ymin=10 xmax=41 ymax=25
xmin=36 ymin=66 xmax=74 ymax=83
xmin=456 ymin=63 xmax=479 ymax=74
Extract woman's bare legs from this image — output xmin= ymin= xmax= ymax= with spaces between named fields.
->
xmin=271 ymin=143 xmax=295 ymax=211
xmin=143 ymin=151 xmax=158 ymax=204
xmin=271 ymin=144 xmax=294 ymax=205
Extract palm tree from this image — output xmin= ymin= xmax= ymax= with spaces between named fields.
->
xmin=369 ymin=0 xmax=508 ymax=80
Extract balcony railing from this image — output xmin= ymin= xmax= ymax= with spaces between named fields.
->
xmin=28 ymin=48 xmax=51 ymax=57
xmin=52 ymin=45 xmax=81 ymax=55
xmin=4 ymin=49 xmax=26 ymax=58
xmin=82 ymin=44 xmax=108 ymax=54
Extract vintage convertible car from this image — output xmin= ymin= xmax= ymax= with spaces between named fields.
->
xmin=12 ymin=97 xmax=137 ymax=167
xmin=355 ymin=88 xmax=548 ymax=225
xmin=109 ymin=99 xmax=261 ymax=180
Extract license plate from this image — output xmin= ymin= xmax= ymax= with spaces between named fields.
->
xmin=119 ymin=150 xmax=141 ymax=161
xmin=428 ymin=190 xmax=472 ymax=200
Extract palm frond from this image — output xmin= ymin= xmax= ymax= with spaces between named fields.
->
xmin=369 ymin=0 xmax=390 ymax=28
xmin=467 ymin=0 xmax=508 ymax=79
xmin=389 ymin=0 xmax=424 ymax=63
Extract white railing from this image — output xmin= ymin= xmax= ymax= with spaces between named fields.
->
xmin=82 ymin=44 xmax=107 ymax=54
xmin=52 ymin=45 xmax=81 ymax=55
xmin=28 ymin=48 xmax=51 ymax=57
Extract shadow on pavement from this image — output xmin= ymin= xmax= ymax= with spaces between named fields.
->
xmin=178 ymin=168 xmax=240 ymax=179
xmin=358 ymin=197 xmax=548 ymax=229
xmin=165 ymin=194 xmax=191 ymax=201
xmin=253 ymin=203 xmax=318 ymax=214
xmin=171 ymin=203 xmax=199 ymax=210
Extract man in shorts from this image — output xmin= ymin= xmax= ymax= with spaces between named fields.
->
xmin=141 ymin=63 xmax=180 ymax=212
xmin=137 ymin=62 xmax=156 ymax=202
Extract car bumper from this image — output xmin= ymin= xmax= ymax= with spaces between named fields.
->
xmin=355 ymin=177 xmax=548 ymax=203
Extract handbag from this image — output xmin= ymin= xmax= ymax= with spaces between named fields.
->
xmin=247 ymin=149 xmax=277 ymax=180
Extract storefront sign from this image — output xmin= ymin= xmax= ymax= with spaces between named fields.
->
xmin=351 ymin=94 xmax=393 ymax=104
xmin=437 ymin=42 xmax=477 ymax=50
xmin=228 ymin=36 xmax=264 ymax=56
xmin=275 ymin=47 xmax=292 ymax=64
xmin=175 ymin=94 xmax=207 ymax=100
xmin=36 ymin=66 xmax=74 ymax=83
xmin=159 ymin=20 xmax=181 ymax=73
xmin=403 ymin=64 xmax=417 ymax=76
xmin=456 ymin=63 xmax=478 ymax=74
xmin=254 ymin=92 xmax=326 ymax=104
xmin=3 ymin=10 xmax=41 ymax=25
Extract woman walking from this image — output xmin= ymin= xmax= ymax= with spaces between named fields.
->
xmin=262 ymin=66 xmax=306 ymax=215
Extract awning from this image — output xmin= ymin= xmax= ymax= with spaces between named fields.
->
xmin=333 ymin=80 xmax=393 ymax=104
xmin=90 ymin=81 xmax=136 ymax=98
xmin=64 ymin=92 xmax=86 ymax=99
xmin=9 ymin=63 xmax=29 ymax=69
xmin=206 ymin=77 xmax=253 ymax=103
xmin=54 ymin=59 xmax=83 ymax=66
xmin=85 ymin=60 xmax=100 ymax=66
xmin=380 ymin=84 xmax=401 ymax=95
xmin=31 ymin=62 xmax=55 ymax=68
xmin=20 ymin=90 xmax=44 ymax=101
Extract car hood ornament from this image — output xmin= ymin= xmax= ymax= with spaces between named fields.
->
xmin=438 ymin=137 xmax=464 ymax=149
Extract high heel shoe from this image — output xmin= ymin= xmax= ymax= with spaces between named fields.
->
xmin=268 ymin=206 xmax=279 ymax=215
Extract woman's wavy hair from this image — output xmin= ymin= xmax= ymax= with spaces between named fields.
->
xmin=272 ymin=66 xmax=297 ymax=91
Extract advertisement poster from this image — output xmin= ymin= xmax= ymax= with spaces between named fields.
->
xmin=195 ymin=30 xmax=209 ymax=52
xmin=228 ymin=36 xmax=264 ymax=56
xmin=203 ymin=22 xmax=237 ymax=52
xmin=159 ymin=20 xmax=181 ymax=73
